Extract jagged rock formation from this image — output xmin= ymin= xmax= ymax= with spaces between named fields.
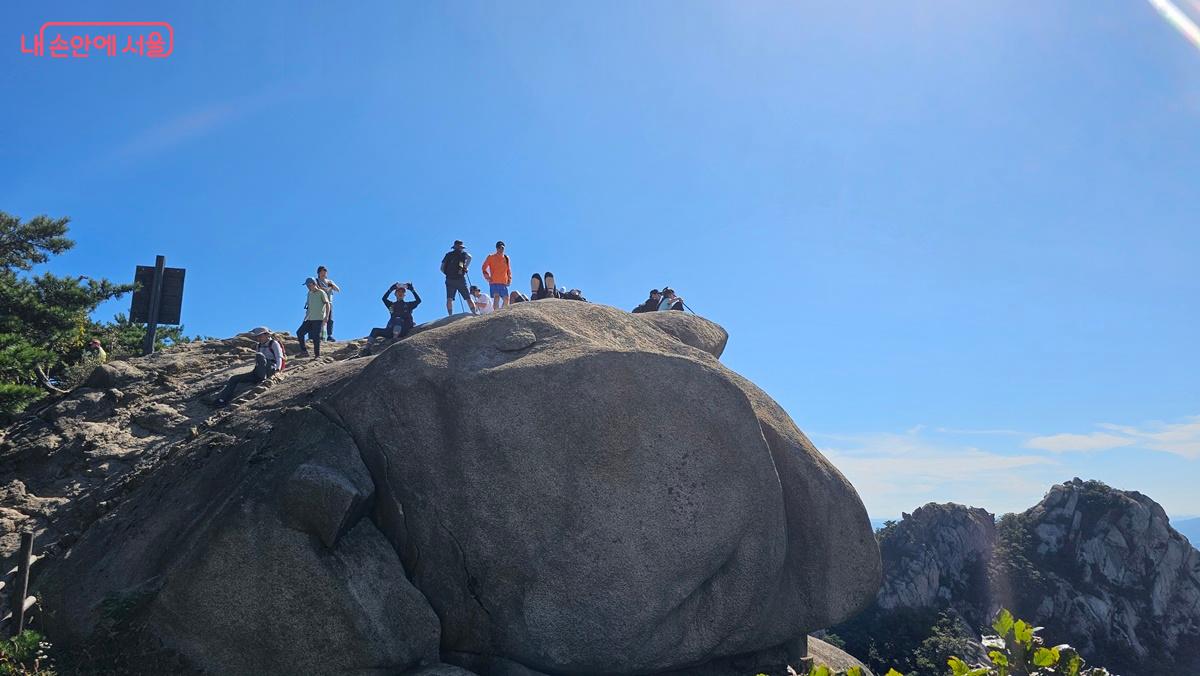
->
xmin=0 ymin=302 xmax=880 ymax=675
xmin=835 ymin=479 xmax=1200 ymax=676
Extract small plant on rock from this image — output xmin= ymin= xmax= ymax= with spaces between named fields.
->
xmin=946 ymin=609 xmax=1110 ymax=676
xmin=0 ymin=629 xmax=55 ymax=675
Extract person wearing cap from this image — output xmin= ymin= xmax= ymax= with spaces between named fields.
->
xmin=480 ymin=241 xmax=512 ymax=311
xmin=470 ymin=285 xmax=494 ymax=314
xmin=214 ymin=327 xmax=284 ymax=406
xmin=658 ymin=287 xmax=685 ymax=311
xmin=85 ymin=338 xmax=108 ymax=363
xmin=297 ymin=277 xmax=330 ymax=357
xmin=632 ymin=290 xmax=662 ymax=313
xmin=363 ymin=282 xmax=422 ymax=355
xmin=315 ymin=265 xmax=342 ymax=341
xmin=440 ymin=240 xmax=477 ymax=316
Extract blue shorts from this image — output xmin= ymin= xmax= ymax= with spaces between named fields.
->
xmin=489 ymin=283 xmax=509 ymax=298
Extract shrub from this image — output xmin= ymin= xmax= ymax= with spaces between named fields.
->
xmin=0 ymin=630 xmax=54 ymax=675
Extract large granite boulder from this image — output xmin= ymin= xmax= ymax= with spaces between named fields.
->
xmin=333 ymin=300 xmax=880 ymax=673
xmin=4 ymin=301 xmax=880 ymax=675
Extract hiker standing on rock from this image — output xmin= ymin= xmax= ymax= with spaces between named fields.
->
xmin=632 ymin=289 xmax=662 ymax=313
xmin=441 ymin=240 xmax=477 ymax=316
xmin=481 ymin=240 xmax=512 ymax=311
xmin=363 ymin=282 xmax=422 ymax=355
xmin=315 ymin=265 xmax=341 ymax=341
xmin=214 ymin=327 xmax=284 ymax=406
xmin=297 ymin=277 xmax=330 ymax=357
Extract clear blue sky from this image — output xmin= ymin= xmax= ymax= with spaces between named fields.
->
xmin=3 ymin=1 xmax=1198 ymax=519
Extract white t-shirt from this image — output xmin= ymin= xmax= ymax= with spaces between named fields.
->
xmin=316 ymin=277 xmax=338 ymax=303
xmin=474 ymin=293 xmax=494 ymax=314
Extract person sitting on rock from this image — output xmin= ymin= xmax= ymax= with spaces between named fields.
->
xmin=658 ymin=287 xmax=685 ymax=311
xmin=85 ymin=338 xmax=108 ymax=363
xmin=470 ymin=285 xmax=494 ymax=314
xmin=632 ymin=289 xmax=662 ymax=313
xmin=509 ymin=290 xmax=529 ymax=305
xmin=363 ymin=282 xmax=422 ymax=355
xmin=214 ymin=327 xmax=283 ymax=406
xmin=562 ymin=288 xmax=587 ymax=302
xmin=530 ymin=273 xmax=544 ymax=300
xmin=533 ymin=271 xmax=562 ymax=300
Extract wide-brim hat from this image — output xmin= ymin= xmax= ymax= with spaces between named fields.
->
xmin=248 ymin=326 xmax=271 ymax=336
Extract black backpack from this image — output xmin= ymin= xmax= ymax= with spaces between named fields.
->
xmin=441 ymin=251 xmax=467 ymax=277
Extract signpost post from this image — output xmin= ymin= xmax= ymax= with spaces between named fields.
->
xmin=130 ymin=255 xmax=186 ymax=356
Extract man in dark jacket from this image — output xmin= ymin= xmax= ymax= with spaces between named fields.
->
xmin=632 ymin=289 xmax=662 ymax=313
xmin=440 ymin=240 xmax=477 ymax=316
xmin=364 ymin=282 xmax=422 ymax=355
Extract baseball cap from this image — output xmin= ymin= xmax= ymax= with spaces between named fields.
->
xmin=303 ymin=277 xmax=317 ymax=286
xmin=496 ymin=240 xmax=505 ymax=248
xmin=453 ymin=240 xmax=464 ymax=248
xmin=248 ymin=326 xmax=271 ymax=337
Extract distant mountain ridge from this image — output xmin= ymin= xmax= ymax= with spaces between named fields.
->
xmin=836 ymin=479 xmax=1200 ymax=676
xmin=1174 ymin=516 xmax=1200 ymax=547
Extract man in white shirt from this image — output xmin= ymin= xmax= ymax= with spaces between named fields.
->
xmin=470 ymin=285 xmax=494 ymax=314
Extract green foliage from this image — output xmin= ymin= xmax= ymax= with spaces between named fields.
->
xmin=0 ymin=213 xmax=72 ymax=271
xmin=805 ymin=609 xmax=1110 ymax=676
xmin=943 ymin=608 xmax=1110 ymax=676
xmin=88 ymin=313 xmax=196 ymax=358
xmin=0 ymin=211 xmax=137 ymax=414
xmin=909 ymin=612 xmax=981 ymax=676
xmin=0 ymin=630 xmax=55 ymax=675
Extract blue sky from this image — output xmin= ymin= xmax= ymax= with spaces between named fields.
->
xmin=3 ymin=1 xmax=1198 ymax=519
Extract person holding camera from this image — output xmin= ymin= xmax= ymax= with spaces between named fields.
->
xmin=363 ymin=282 xmax=422 ymax=355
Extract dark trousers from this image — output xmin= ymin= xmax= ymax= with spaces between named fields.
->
xmin=217 ymin=354 xmax=273 ymax=403
xmin=365 ymin=319 xmax=412 ymax=351
xmin=296 ymin=319 xmax=323 ymax=356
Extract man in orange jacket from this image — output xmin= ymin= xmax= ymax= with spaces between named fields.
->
xmin=481 ymin=241 xmax=513 ymax=310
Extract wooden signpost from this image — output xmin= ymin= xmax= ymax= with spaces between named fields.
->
xmin=130 ymin=255 xmax=186 ymax=356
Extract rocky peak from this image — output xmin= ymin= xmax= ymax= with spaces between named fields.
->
xmin=876 ymin=503 xmax=996 ymax=617
xmin=840 ymin=478 xmax=1200 ymax=676
xmin=1014 ymin=478 xmax=1200 ymax=673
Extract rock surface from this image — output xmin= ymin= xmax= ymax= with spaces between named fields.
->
xmin=837 ymin=479 xmax=1200 ymax=676
xmin=1 ymin=301 xmax=880 ymax=675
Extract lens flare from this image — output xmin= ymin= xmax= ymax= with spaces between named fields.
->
xmin=1147 ymin=0 xmax=1200 ymax=53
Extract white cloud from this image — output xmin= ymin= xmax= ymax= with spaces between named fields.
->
xmin=1098 ymin=416 xmax=1200 ymax=459
xmin=1019 ymin=416 xmax=1200 ymax=459
xmin=1024 ymin=432 xmax=1135 ymax=453
xmin=812 ymin=429 xmax=1058 ymax=517
xmin=934 ymin=427 xmax=1025 ymax=436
